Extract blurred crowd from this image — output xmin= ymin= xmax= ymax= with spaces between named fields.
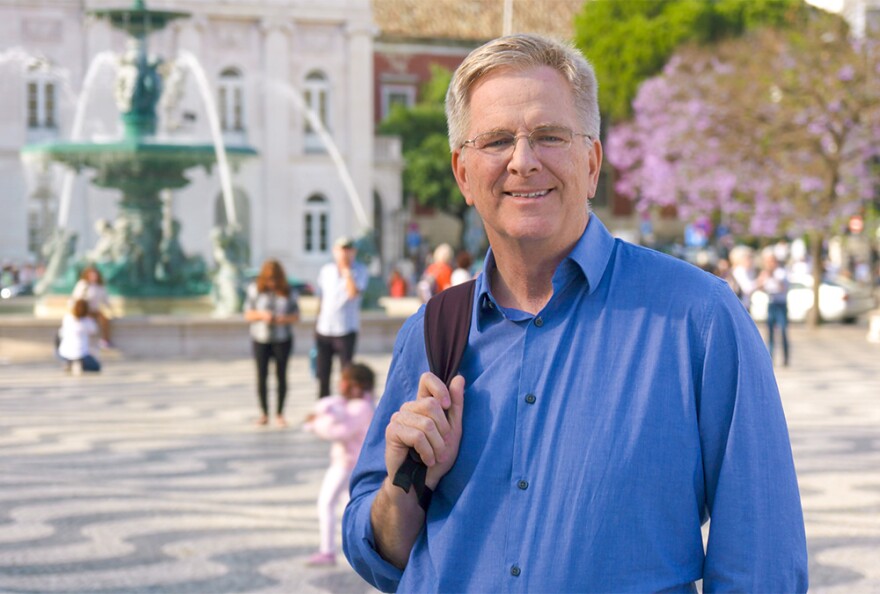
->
xmin=384 ymin=242 xmax=482 ymax=303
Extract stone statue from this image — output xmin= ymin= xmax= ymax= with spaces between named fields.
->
xmin=155 ymin=219 xmax=186 ymax=284
xmin=211 ymin=225 xmax=247 ymax=316
xmin=115 ymin=43 xmax=163 ymax=121
xmin=34 ymin=228 xmax=77 ymax=295
xmin=158 ymin=58 xmax=187 ymax=132
xmin=88 ymin=218 xmax=116 ymax=263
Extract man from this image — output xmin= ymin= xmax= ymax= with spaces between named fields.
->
xmin=756 ymin=249 xmax=791 ymax=366
xmin=343 ymin=34 xmax=808 ymax=592
xmin=315 ymin=237 xmax=369 ymax=398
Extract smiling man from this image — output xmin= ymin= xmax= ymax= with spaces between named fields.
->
xmin=343 ymin=34 xmax=808 ymax=593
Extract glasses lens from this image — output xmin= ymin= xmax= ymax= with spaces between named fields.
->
xmin=474 ymin=131 xmax=516 ymax=152
xmin=531 ymin=127 xmax=573 ymax=148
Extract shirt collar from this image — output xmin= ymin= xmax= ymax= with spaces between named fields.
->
xmin=474 ymin=214 xmax=617 ymax=323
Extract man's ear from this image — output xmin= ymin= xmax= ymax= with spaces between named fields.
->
xmin=587 ymin=139 xmax=603 ymax=198
xmin=451 ymin=149 xmax=475 ymax=206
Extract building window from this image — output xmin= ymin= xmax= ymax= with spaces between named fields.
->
xmin=26 ymin=61 xmax=57 ymax=131
xmin=380 ymin=84 xmax=416 ymax=121
xmin=304 ymin=70 xmax=330 ymax=153
xmin=218 ymin=67 xmax=245 ymax=132
xmin=304 ymin=194 xmax=329 ymax=254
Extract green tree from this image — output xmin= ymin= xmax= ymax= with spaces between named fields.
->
xmin=573 ymin=0 xmax=811 ymax=122
xmin=379 ymin=65 xmax=468 ymax=219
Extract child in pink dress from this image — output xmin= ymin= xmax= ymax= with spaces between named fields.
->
xmin=303 ymin=362 xmax=375 ymax=566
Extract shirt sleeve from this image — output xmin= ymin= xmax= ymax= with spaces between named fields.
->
xmin=285 ymin=293 xmax=299 ymax=315
xmin=243 ymin=284 xmax=258 ymax=312
xmin=342 ymin=313 xmax=425 ymax=592
xmin=84 ymin=317 xmax=98 ymax=335
xmin=71 ymin=280 xmax=86 ymax=301
xmin=355 ymin=264 xmax=369 ymax=292
xmin=698 ymin=286 xmax=808 ymax=592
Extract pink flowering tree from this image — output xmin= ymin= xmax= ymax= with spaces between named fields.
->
xmin=608 ymin=14 xmax=880 ymax=325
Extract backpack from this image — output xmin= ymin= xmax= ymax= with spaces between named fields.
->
xmin=392 ymin=279 xmax=477 ymax=510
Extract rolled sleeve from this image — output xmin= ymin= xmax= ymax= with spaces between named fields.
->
xmin=342 ymin=489 xmax=404 ymax=593
xmin=342 ymin=313 xmax=425 ymax=592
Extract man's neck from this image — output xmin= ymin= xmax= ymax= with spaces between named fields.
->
xmin=488 ymin=218 xmax=589 ymax=315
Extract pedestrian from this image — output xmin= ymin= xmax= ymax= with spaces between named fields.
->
xmin=728 ymin=244 xmax=756 ymax=310
xmin=243 ymin=259 xmax=300 ymax=427
xmin=57 ymin=299 xmax=101 ymax=375
xmin=343 ymin=34 xmax=807 ymax=592
xmin=757 ymin=248 xmax=791 ymax=366
xmin=71 ymin=265 xmax=114 ymax=348
xmin=713 ymin=257 xmax=740 ymax=296
xmin=387 ymin=267 xmax=408 ymax=298
xmin=416 ymin=243 xmax=454 ymax=301
xmin=451 ymin=250 xmax=473 ymax=286
xmin=304 ymin=362 xmax=376 ymax=566
xmin=314 ymin=237 xmax=369 ymax=398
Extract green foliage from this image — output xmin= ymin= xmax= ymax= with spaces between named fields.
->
xmin=379 ymin=104 xmax=447 ymax=150
xmin=421 ymin=64 xmax=453 ymax=104
xmin=404 ymin=135 xmax=464 ymax=213
xmin=378 ymin=65 xmax=467 ymax=215
xmin=574 ymin=0 xmax=811 ymax=122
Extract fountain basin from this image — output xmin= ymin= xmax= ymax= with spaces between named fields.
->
xmin=22 ymin=140 xmax=256 ymax=191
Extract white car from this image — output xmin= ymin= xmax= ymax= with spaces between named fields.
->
xmin=750 ymin=275 xmax=876 ymax=323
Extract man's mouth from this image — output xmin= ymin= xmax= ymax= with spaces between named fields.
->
xmin=505 ymin=190 xmax=550 ymax=198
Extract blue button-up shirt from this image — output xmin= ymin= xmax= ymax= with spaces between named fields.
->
xmin=343 ymin=216 xmax=808 ymax=593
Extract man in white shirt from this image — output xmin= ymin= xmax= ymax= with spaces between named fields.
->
xmin=315 ymin=237 xmax=369 ymax=397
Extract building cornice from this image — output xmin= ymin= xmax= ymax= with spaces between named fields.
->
xmin=374 ymin=38 xmax=478 ymax=56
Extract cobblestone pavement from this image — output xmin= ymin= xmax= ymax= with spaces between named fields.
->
xmin=0 ymin=323 xmax=878 ymax=593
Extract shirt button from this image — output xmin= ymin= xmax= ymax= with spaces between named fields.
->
xmin=534 ymin=316 xmax=544 ymax=327
xmin=510 ymin=565 xmax=521 ymax=577
xmin=525 ymin=393 xmax=536 ymax=404
xmin=517 ymin=480 xmax=529 ymax=490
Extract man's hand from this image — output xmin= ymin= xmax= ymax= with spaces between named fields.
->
xmin=384 ymin=373 xmax=466 ymax=490
xmin=371 ymin=373 xmax=466 ymax=568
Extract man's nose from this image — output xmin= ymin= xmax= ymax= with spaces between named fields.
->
xmin=507 ymin=135 xmax=542 ymax=175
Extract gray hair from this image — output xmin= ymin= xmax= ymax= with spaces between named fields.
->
xmin=445 ymin=33 xmax=600 ymax=151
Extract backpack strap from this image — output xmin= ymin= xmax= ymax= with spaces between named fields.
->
xmin=392 ymin=279 xmax=477 ymax=510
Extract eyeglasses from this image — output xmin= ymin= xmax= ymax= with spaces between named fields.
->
xmin=461 ymin=126 xmax=590 ymax=157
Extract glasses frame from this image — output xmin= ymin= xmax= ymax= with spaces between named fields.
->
xmin=460 ymin=126 xmax=592 ymax=157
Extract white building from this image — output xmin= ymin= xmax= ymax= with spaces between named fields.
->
xmin=0 ymin=0 xmax=403 ymax=283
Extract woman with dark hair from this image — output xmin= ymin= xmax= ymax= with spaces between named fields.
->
xmin=71 ymin=265 xmax=114 ymax=348
xmin=244 ymin=259 xmax=300 ymax=427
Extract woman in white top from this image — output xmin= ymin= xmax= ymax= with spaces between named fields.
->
xmin=71 ymin=266 xmax=113 ymax=348
xmin=58 ymin=299 xmax=101 ymax=374
xmin=728 ymin=245 xmax=756 ymax=310
xmin=451 ymin=250 xmax=474 ymax=286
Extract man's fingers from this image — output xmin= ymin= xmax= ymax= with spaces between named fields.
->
xmin=445 ymin=374 xmax=466 ymax=430
xmin=388 ymin=424 xmax=437 ymax=466
xmin=391 ymin=408 xmax=449 ymax=459
xmin=416 ymin=372 xmax=451 ymax=409
xmin=387 ymin=411 xmax=448 ymax=467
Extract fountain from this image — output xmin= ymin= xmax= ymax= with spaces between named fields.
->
xmin=21 ymin=0 xmax=256 ymax=315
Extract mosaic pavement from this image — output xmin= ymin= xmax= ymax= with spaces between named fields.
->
xmin=0 ymin=323 xmax=878 ymax=593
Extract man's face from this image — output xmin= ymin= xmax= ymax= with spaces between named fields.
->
xmin=451 ymin=66 xmax=602 ymax=252
xmin=334 ymin=246 xmax=356 ymax=268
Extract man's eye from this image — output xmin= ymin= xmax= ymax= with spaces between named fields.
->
xmin=479 ymin=135 xmax=514 ymax=149
xmin=535 ymin=133 xmax=566 ymax=144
